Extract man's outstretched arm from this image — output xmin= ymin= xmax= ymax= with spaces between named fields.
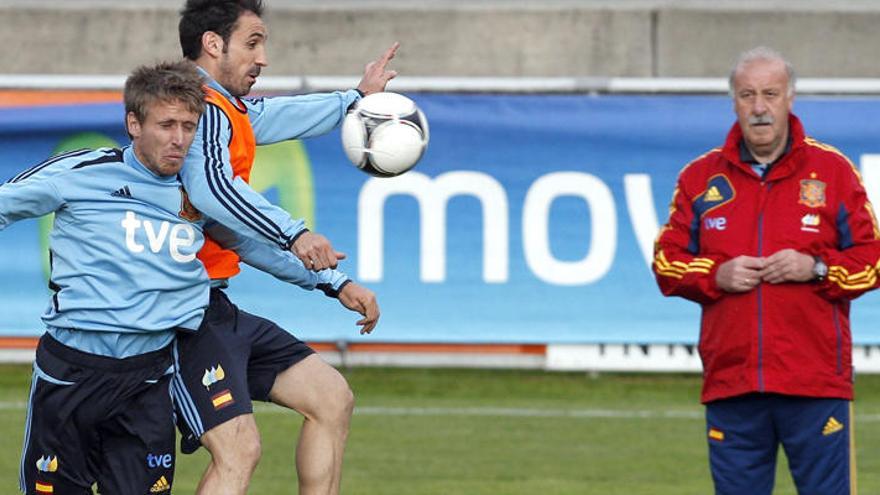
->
xmin=181 ymin=106 xmax=343 ymax=270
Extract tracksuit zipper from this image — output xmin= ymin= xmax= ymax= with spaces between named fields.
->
xmin=756 ymin=181 xmax=773 ymax=392
xmin=757 ymin=212 xmax=764 ymax=391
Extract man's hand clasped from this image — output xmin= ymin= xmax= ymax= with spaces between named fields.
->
xmin=715 ymin=249 xmax=817 ymax=293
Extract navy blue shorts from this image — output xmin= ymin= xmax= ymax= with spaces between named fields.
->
xmin=172 ymin=288 xmax=314 ymax=453
xmin=706 ymin=393 xmax=855 ymax=495
xmin=20 ymin=334 xmax=176 ymax=495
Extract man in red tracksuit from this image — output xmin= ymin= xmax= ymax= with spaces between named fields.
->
xmin=654 ymin=46 xmax=880 ymax=495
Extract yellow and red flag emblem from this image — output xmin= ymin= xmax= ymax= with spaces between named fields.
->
xmin=708 ymin=427 xmax=725 ymax=441
xmin=211 ymin=389 xmax=235 ymax=410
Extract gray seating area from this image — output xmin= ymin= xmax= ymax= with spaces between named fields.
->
xmin=0 ymin=1 xmax=877 ymax=78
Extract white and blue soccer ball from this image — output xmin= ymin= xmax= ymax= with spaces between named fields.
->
xmin=341 ymin=92 xmax=429 ymax=177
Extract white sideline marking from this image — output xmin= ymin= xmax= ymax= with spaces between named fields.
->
xmin=265 ymin=404 xmax=880 ymax=422
xmin=351 ymin=406 xmax=704 ymax=419
xmin=1 ymin=401 xmax=879 ymax=422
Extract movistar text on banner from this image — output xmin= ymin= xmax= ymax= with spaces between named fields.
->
xmin=0 ymin=94 xmax=878 ymax=343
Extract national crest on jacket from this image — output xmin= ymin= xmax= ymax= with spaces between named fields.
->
xmin=798 ymin=178 xmax=826 ymax=208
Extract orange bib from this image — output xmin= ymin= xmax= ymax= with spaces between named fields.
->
xmin=197 ymin=87 xmax=257 ymax=280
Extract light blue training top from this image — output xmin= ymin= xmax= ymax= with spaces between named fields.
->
xmin=0 ymin=146 xmax=349 ymax=358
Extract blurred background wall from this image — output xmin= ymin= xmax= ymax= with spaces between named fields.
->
xmin=1 ymin=0 xmax=879 ymax=78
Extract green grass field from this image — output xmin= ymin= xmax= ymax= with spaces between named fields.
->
xmin=1 ymin=364 xmax=878 ymax=494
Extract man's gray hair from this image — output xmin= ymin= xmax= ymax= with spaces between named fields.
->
xmin=728 ymin=46 xmax=796 ymax=97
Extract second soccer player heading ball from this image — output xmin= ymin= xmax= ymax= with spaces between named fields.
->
xmin=341 ymin=92 xmax=429 ymax=177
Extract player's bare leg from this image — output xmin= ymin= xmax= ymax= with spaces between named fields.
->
xmin=196 ymin=414 xmax=262 ymax=495
xmin=269 ymin=354 xmax=354 ymax=495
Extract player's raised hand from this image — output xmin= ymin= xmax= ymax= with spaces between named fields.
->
xmin=715 ymin=255 xmax=764 ymax=293
xmin=338 ymin=282 xmax=380 ymax=335
xmin=356 ymin=42 xmax=399 ymax=96
xmin=291 ymin=231 xmax=346 ymax=271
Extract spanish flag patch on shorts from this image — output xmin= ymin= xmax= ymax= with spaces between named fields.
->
xmin=708 ymin=427 xmax=725 ymax=441
xmin=211 ymin=389 xmax=235 ymax=410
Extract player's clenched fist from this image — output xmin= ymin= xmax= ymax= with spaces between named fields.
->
xmin=291 ymin=231 xmax=346 ymax=271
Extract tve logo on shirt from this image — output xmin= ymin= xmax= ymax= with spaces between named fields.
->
xmin=121 ymin=212 xmax=198 ymax=263
xmin=704 ymin=217 xmax=727 ymax=231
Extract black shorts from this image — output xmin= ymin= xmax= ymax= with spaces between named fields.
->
xmin=172 ymin=288 xmax=314 ymax=454
xmin=20 ymin=334 xmax=175 ymax=495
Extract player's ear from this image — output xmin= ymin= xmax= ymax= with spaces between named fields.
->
xmin=125 ymin=112 xmax=142 ymax=139
xmin=201 ymin=31 xmax=224 ymax=59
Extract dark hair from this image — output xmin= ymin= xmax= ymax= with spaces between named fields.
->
xmin=124 ymin=59 xmax=205 ymax=126
xmin=179 ymin=0 xmax=265 ymax=60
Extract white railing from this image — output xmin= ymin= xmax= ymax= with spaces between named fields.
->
xmin=5 ymin=75 xmax=880 ymax=95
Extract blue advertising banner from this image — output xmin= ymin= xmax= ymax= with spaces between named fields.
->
xmin=0 ymin=94 xmax=879 ymax=344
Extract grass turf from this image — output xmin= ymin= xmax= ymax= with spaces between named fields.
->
xmin=1 ymin=365 xmax=878 ymax=494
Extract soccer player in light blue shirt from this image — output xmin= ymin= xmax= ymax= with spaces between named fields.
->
xmin=8 ymin=60 xmax=350 ymax=495
xmin=6 ymin=60 xmax=207 ymax=495
xmin=172 ymin=2 xmax=390 ymax=493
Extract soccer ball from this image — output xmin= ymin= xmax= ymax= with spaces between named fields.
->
xmin=341 ymin=92 xmax=429 ymax=177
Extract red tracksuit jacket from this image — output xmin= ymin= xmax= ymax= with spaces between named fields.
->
xmin=654 ymin=114 xmax=880 ymax=403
